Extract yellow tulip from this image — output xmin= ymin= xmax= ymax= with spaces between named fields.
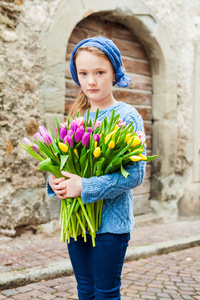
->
xmin=105 ymin=130 xmax=117 ymax=144
xmin=94 ymin=141 xmax=97 ymax=149
xmin=130 ymin=155 xmax=142 ymax=162
xmin=59 ymin=142 xmax=68 ymax=153
xmin=93 ymin=147 xmax=101 ymax=158
xmin=114 ymin=124 xmax=118 ymax=131
xmin=128 ymin=138 xmax=140 ymax=147
xmin=74 ymin=149 xmax=79 ymax=158
xmin=105 ymin=133 xmax=112 ymax=144
xmin=138 ymin=153 xmax=147 ymax=160
xmin=108 ymin=140 xmax=115 ymax=149
xmin=125 ymin=133 xmax=132 ymax=143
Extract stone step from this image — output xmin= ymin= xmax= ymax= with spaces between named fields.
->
xmin=134 ymin=211 xmax=163 ymax=227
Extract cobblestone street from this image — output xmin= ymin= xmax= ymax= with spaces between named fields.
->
xmin=0 ymin=245 xmax=200 ymax=300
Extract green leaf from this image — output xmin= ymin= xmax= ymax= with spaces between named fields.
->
xmin=146 ymin=155 xmax=159 ymax=161
xmin=38 ymin=163 xmax=63 ymax=178
xmin=60 ymin=155 xmax=69 ymax=170
xmin=19 ymin=143 xmax=44 ymax=161
xmin=92 ymin=108 xmax=99 ymax=130
xmin=120 ymin=164 xmax=130 ymax=178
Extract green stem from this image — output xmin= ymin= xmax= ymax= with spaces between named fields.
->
xmin=77 ymin=197 xmax=95 ymax=233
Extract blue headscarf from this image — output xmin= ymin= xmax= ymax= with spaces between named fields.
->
xmin=69 ymin=37 xmax=131 ymax=88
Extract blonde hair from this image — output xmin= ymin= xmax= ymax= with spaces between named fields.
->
xmin=68 ymin=46 xmax=114 ymax=119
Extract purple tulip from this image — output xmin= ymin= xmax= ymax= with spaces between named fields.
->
xmin=74 ymin=127 xmax=84 ymax=143
xmin=87 ymin=127 xmax=93 ymax=134
xmin=34 ymin=132 xmax=44 ymax=143
xmin=32 ymin=143 xmax=39 ymax=151
xmin=70 ymin=121 xmax=78 ymax=132
xmin=24 ymin=137 xmax=32 ymax=147
xmin=82 ymin=132 xmax=90 ymax=146
xmin=59 ymin=126 xmax=67 ymax=140
xmin=43 ymin=133 xmax=52 ymax=146
xmin=64 ymin=135 xmax=73 ymax=148
xmin=93 ymin=134 xmax=100 ymax=143
xmin=67 ymin=129 xmax=73 ymax=137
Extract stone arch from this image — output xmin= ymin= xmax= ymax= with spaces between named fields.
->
xmin=40 ymin=0 xmax=177 ymax=205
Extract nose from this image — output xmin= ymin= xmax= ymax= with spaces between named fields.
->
xmin=88 ymin=75 xmax=96 ymax=86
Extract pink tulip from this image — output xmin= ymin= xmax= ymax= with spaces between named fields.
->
xmin=74 ymin=126 xmax=85 ymax=143
xmin=70 ymin=121 xmax=78 ymax=132
xmin=43 ymin=133 xmax=52 ymax=146
xmin=82 ymin=132 xmax=90 ymax=146
xmin=39 ymin=126 xmax=48 ymax=136
xmin=137 ymin=131 xmax=146 ymax=144
xmin=94 ymin=120 xmax=101 ymax=130
xmin=24 ymin=138 xmax=32 ymax=147
xmin=93 ymin=134 xmax=100 ymax=143
xmin=76 ymin=116 xmax=84 ymax=127
xmin=64 ymin=136 xmax=73 ymax=148
xmin=59 ymin=126 xmax=67 ymax=140
xmin=34 ymin=132 xmax=44 ymax=143
xmin=67 ymin=129 xmax=73 ymax=137
xmin=32 ymin=143 xmax=39 ymax=151
xmin=87 ymin=127 xmax=93 ymax=134
xmin=118 ymin=119 xmax=126 ymax=127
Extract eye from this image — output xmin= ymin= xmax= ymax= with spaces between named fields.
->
xmin=79 ymin=72 xmax=87 ymax=77
xmin=97 ymin=71 xmax=104 ymax=75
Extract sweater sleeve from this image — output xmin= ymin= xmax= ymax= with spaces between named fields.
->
xmin=81 ymin=111 xmax=146 ymax=204
xmin=46 ymin=176 xmax=56 ymax=197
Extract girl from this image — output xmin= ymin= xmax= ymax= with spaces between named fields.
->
xmin=47 ymin=37 xmax=146 ymax=300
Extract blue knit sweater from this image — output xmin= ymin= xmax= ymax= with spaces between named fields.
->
xmin=47 ymin=101 xmax=146 ymax=234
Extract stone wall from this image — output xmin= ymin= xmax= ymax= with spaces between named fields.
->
xmin=0 ymin=0 xmax=200 ymax=234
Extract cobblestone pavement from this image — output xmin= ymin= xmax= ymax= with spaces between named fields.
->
xmin=0 ymin=245 xmax=200 ymax=300
xmin=1 ymin=219 xmax=200 ymax=273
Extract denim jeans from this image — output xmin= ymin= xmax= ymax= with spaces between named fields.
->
xmin=67 ymin=232 xmax=130 ymax=300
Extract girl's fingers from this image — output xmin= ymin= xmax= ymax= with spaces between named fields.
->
xmin=53 ymin=177 xmax=66 ymax=184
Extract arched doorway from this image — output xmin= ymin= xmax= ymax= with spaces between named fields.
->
xmin=65 ymin=15 xmax=153 ymax=215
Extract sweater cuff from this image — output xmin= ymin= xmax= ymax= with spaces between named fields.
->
xmin=46 ymin=176 xmax=56 ymax=197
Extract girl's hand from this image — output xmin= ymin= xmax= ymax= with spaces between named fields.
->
xmin=58 ymin=171 xmax=82 ymax=199
xmin=49 ymin=174 xmax=66 ymax=199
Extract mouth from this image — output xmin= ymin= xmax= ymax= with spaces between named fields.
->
xmin=88 ymin=89 xmax=99 ymax=92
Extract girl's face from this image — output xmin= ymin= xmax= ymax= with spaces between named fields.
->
xmin=75 ymin=50 xmax=115 ymax=107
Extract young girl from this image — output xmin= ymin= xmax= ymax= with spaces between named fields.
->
xmin=47 ymin=36 xmax=146 ymax=300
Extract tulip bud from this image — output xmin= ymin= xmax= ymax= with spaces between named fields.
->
xmin=67 ymin=129 xmax=73 ymax=137
xmin=76 ymin=116 xmax=84 ymax=127
xmin=34 ymin=132 xmax=44 ymax=143
xmin=74 ymin=127 xmax=84 ymax=143
xmin=24 ymin=137 xmax=32 ymax=147
xmin=136 ymin=131 xmax=146 ymax=144
xmin=59 ymin=142 xmax=68 ymax=153
xmin=32 ymin=143 xmax=39 ymax=152
xmin=93 ymin=147 xmax=101 ymax=158
xmin=138 ymin=153 xmax=147 ymax=160
xmin=130 ymin=138 xmax=140 ymax=148
xmin=94 ymin=120 xmax=101 ymax=130
xmin=43 ymin=133 xmax=52 ymax=146
xmin=87 ymin=127 xmax=93 ymax=134
xmin=93 ymin=134 xmax=100 ymax=143
xmin=39 ymin=126 xmax=48 ymax=137
xmin=63 ymin=136 xmax=73 ymax=148
xmin=130 ymin=155 xmax=142 ymax=162
xmin=82 ymin=132 xmax=90 ymax=146
xmin=70 ymin=121 xmax=78 ymax=132
xmin=108 ymin=140 xmax=115 ymax=149
xmin=74 ymin=149 xmax=79 ymax=158
xmin=59 ymin=126 xmax=67 ymax=140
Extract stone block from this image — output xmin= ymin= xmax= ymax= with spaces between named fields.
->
xmin=178 ymin=185 xmax=200 ymax=217
xmin=151 ymin=120 xmax=177 ymax=176
xmin=149 ymin=199 xmax=179 ymax=223
xmin=133 ymin=193 xmax=150 ymax=215
xmin=152 ymin=93 xmax=177 ymax=121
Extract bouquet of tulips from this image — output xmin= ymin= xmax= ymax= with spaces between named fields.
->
xmin=20 ymin=109 xmax=158 ymax=246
